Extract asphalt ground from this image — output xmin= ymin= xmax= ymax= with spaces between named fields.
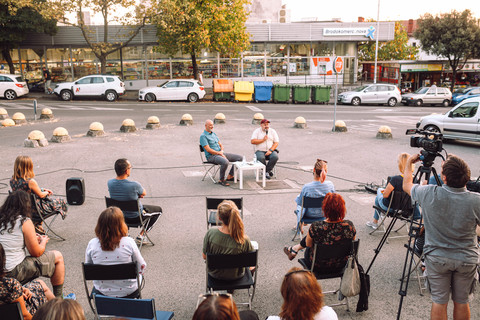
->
xmin=1 ymin=92 xmax=480 ymax=319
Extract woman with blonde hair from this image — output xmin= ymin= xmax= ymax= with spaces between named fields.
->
xmin=266 ymin=267 xmax=338 ymax=320
xmin=85 ymin=207 xmax=146 ymax=297
xmin=32 ymin=298 xmax=85 ymax=320
xmin=10 ymin=155 xmax=68 ymax=235
xmin=202 ymin=200 xmax=253 ymax=280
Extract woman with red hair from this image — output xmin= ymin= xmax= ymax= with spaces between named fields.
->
xmin=283 ymin=193 xmax=356 ymax=272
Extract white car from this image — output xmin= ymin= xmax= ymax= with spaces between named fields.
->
xmin=0 ymin=74 xmax=29 ymax=100
xmin=53 ymin=75 xmax=125 ymax=102
xmin=138 ymin=80 xmax=205 ymax=102
xmin=416 ymin=97 xmax=480 ymax=142
xmin=337 ymin=83 xmax=401 ymax=106
xmin=402 ymin=86 xmax=451 ymax=107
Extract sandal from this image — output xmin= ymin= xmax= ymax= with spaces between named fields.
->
xmin=218 ymin=180 xmax=230 ymax=186
xmin=283 ymin=246 xmax=298 ymax=261
xmin=35 ymin=224 xmax=46 ymax=235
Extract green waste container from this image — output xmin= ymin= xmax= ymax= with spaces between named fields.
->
xmin=292 ymin=85 xmax=311 ymax=104
xmin=273 ymin=84 xmax=291 ymax=103
xmin=311 ymin=85 xmax=331 ymax=104
xmin=213 ymin=92 xmax=231 ymax=101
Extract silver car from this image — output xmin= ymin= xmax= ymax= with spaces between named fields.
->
xmin=401 ymin=86 xmax=452 ymax=107
xmin=337 ymin=83 xmax=401 ymax=106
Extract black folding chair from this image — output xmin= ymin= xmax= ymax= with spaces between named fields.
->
xmin=0 ymin=302 xmax=24 ymax=320
xmin=200 ymin=144 xmax=220 ymax=183
xmin=206 ymin=197 xmax=243 ymax=229
xmin=292 ymin=196 xmax=325 ymax=241
xmin=31 ymin=194 xmax=66 ymax=241
xmin=93 ymin=294 xmax=174 ymax=320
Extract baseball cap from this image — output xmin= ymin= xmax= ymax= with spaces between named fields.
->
xmin=260 ymin=119 xmax=270 ymax=124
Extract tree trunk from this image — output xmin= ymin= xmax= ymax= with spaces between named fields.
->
xmin=1 ymin=48 xmax=15 ymax=74
xmin=191 ymin=53 xmax=198 ymax=80
xmin=450 ymin=68 xmax=457 ymax=94
xmin=99 ymin=55 xmax=107 ymax=74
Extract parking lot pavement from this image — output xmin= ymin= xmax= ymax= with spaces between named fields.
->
xmin=0 ymin=107 xmax=479 ymax=320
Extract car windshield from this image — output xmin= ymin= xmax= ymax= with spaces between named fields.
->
xmin=157 ymin=81 xmax=168 ymax=87
xmin=353 ymin=85 xmax=369 ymax=92
xmin=454 ymin=88 xmax=469 ymax=94
xmin=414 ymin=87 xmax=429 ymax=94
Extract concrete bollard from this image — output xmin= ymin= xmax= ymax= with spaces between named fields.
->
xmin=252 ymin=113 xmax=264 ymax=125
xmin=120 ymin=119 xmax=137 ymax=132
xmin=146 ymin=116 xmax=160 ymax=129
xmin=214 ymin=113 xmax=226 ymax=124
xmin=0 ymin=108 xmax=8 ymax=120
xmin=294 ymin=116 xmax=307 ymax=129
xmin=179 ymin=113 xmax=193 ymax=126
xmin=87 ymin=122 xmax=105 ymax=137
xmin=51 ymin=127 xmax=71 ymax=143
xmin=40 ymin=108 xmax=54 ymax=120
xmin=2 ymin=119 xmax=15 ymax=127
xmin=25 ymin=130 xmax=48 ymax=148
xmin=12 ymin=112 xmax=27 ymax=125
xmin=376 ymin=125 xmax=392 ymax=139
xmin=334 ymin=120 xmax=347 ymax=132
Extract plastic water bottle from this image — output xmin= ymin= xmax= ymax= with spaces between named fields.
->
xmin=242 ymin=156 xmax=246 ymax=164
xmin=253 ymin=154 xmax=257 ymax=163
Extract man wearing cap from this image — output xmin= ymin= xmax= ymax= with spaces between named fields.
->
xmin=251 ymin=119 xmax=279 ymax=179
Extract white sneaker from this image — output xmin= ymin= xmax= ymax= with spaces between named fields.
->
xmin=135 ymin=235 xmax=148 ymax=245
xmin=366 ymin=221 xmax=378 ymax=228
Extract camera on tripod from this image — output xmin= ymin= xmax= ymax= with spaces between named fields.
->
xmin=406 ymin=129 xmax=443 ymax=167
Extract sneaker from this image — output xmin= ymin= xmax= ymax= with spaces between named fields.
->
xmin=135 ymin=235 xmax=148 ymax=245
xmin=268 ymin=171 xmax=274 ymax=177
xmin=64 ymin=293 xmax=76 ymax=300
xmin=265 ymin=174 xmax=271 ymax=180
xmin=366 ymin=221 xmax=378 ymax=229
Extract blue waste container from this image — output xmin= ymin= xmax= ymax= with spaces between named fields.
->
xmin=253 ymin=81 xmax=273 ymax=102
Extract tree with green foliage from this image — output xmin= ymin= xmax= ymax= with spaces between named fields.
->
xmin=153 ymin=0 xmax=250 ymax=80
xmin=0 ymin=0 xmax=57 ymax=74
xmin=414 ymin=9 xmax=480 ymax=92
xmin=358 ymin=21 xmax=418 ymax=61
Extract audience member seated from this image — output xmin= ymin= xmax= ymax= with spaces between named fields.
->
xmin=0 ymin=191 xmax=65 ymax=298
xmin=192 ymin=293 xmax=259 ymax=320
xmin=283 ymin=193 xmax=356 ymax=272
xmin=203 ymin=200 xmax=254 ymax=280
xmin=32 ymin=298 xmax=86 ymax=320
xmin=0 ymin=243 xmax=54 ymax=320
xmin=10 ymin=155 xmax=68 ymax=235
xmin=293 ymin=159 xmax=334 ymax=234
xmin=266 ymin=267 xmax=338 ymax=320
xmin=108 ymin=158 xmax=162 ymax=245
xmin=85 ymin=207 xmax=146 ymax=297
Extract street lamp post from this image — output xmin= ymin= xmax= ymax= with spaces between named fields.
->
xmin=373 ymin=0 xmax=380 ymax=83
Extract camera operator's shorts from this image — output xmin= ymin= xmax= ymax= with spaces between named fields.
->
xmin=425 ymin=255 xmax=478 ymax=304
xmin=6 ymin=251 xmax=56 ymax=283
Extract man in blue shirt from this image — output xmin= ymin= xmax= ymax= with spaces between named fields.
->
xmin=108 ymin=158 xmax=162 ymax=244
xmin=200 ymin=119 xmax=242 ymax=186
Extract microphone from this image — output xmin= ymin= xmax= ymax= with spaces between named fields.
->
xmin=265 ymin=129 xmax=269 ymax=135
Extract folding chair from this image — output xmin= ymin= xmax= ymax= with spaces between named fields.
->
xmin=200 ymin=144 xmax=220 ymax=183
xmin=292 ymin=196 xmax=325 ymax=241
xmin=206 ymin=197 xmax=243 ymax=229
xmin=206 ymin=250 xmax=258 ymax=309
xmin=404 ymin=228 xmax=427 ymax=295
xmin=94 ymin=294 xmax=174 ymax=320
xmin=29 ymin=193 xmax=66 ymax=241
xmin=82 ymin=262 xmax=143 ymax=313
xmin=0 ymin=302 xmax=24 ymax=320
xmin=370 ymin=190 xmax=414 ymax=241
xmin=105 ymin=197 xmax=154 ymax=250
xmin=298 ymin=239 xmax=360 ymax=311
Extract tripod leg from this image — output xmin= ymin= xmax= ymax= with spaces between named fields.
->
xmin=366 ymin=215 xmax=400 ymax=274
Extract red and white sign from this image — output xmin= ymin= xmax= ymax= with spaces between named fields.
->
xmin=334 ymin=57 xmax=343 ymax=73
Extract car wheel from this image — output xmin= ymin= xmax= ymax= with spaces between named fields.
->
xmin=442 ymin=100 xmax=450 ymax=107
xmin=351 ymin=97 xmax=361 ymax=106
xmin=105 ymin=90 xmax=118 ymax=102
xmin=387 ymin=97 xmax=397 ymax=107
xmin=145 ymin=93 xmax=156 ymax=102
xmin=424 ymin=125 xmax=440 ymax=134
xmin=5 ymin=89 xmax=17 ymax=100
xmin=60 ymin=90 xmax=72 ymax=101
xmin=415 ymin=99 xmax=423 ymax=106
xmin=187 ymin=93 xmax=199 ymax=102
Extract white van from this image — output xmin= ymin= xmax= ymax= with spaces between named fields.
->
xmin=401 ymin=86 xmax=452 ymax=107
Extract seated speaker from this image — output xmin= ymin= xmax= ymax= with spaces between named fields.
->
xmin=66 ymin=177 xmax=85 ymax=205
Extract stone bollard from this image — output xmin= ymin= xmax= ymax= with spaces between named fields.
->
xmin=294 ymin=116 xmax=306 ymax=129
xmin=120 ymin=119 xmax=137 ymax=132
xmin=2 ymin=119 xmax=15 ymax=127
xmin=87 ymin=122 xmax=105 ymax=137
xmin=179 ymin=113 xmax=193 ymax=126
xmin=334 ymin=120 xmax=347 ymax=132
xmin=51 ymin=127 xmax=71 ymax=143
xmin=40 ymin=108 xmax=54 ymax=120
xmin=252 ymin=113 xmax=264 ymax=125
xmin=376 ymin=125 xmax=392 ymax=139
xmin=12 ymin=112 xmax=27 ymax=125
xmin=214 ymin=113 xmax=226 ymax=124
xmin=146 ymin=116 xmax=160 ymax=129
xmin=0 ymin=108 xmax=8 ymax=120
xmin=25 ymin=130 xmax=49 ymax=148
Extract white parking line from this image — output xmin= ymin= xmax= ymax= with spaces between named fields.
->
xmin=245 ymin=105 xmax=262 ymax=112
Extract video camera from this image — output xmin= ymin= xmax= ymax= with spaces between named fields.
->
xmin=406 ymin=129 xmax=443 ymax=167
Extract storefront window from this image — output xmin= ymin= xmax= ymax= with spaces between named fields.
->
xmin=219 ymin=58 xmax=239 ymax=78
xmin=243 ymin=57 xmax=264 ymax=77
xmin=266 ymin=57 xmax=287 ymax=77
xmin=123 ymin=61 xmax=143 ymax=80
xmin=198 ymin=58 xmax=218 ymax=78
xmin=265 ymin=43 xmax=287 ymax=57
xmin=147 ymin=60 xmax=171 ymax=79
xmin=244 ymin=43 xmax=265 ymax=56
xmin=289 ymin=43 xmax=310 ymax=57
xmin=171 ymin=59 xmax=193 ymax=78
xmin=311 ymin=43 xmax=333 ymax=56
xmin=289 ymin=57 xmax=309 ymax=75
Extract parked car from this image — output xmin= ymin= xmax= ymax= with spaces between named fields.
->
xmin=138 ymin=79 xmax=205 ymax=102
xmin=416 ymin=97 xmax=480 ymax=142
xmin=53 ymin=75 xmax=125 ymax=102
xmin=451 ymin=87 xmax=480 ymax=105
xmin=0 ymin=74 xmax=29 ymax=100
xmin=401 ymin=86 xmax=452 ymax=107
xmin=337 ymin=83 xmax=401 ymax=106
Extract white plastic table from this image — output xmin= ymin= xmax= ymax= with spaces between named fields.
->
xmin=233 ymin=161 xmax=266 ymax=190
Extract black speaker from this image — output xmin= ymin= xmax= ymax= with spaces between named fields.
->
xmin=66 ymin=177 xmax=85 ymax=205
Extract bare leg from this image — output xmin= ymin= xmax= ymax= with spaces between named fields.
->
xmin=431 ymin=302 xmax=448 ymax=320
xmin=50 ymin=250 xmax=65 ymax=286
xmin=453 ymin=302 xmax=470 ymax=320
xmin=37 ymin=279 xmax=55 ymax=300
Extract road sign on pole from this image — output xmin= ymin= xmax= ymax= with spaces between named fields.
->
xmin=334 ymin=56 xmax=344 ymax=74
xmin=332 ymin=56 xmax=343 ymax=131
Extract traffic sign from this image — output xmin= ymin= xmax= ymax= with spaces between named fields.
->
xmin=334 ymin=56 xmax=343 ymax=73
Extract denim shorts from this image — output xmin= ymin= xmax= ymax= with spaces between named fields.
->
xmin=425 ymin=254 xmax=478 ymax=304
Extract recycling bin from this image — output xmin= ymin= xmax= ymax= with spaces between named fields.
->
xmin=273 ymin=84 xmax=291 ymax=103
xmin=234 ymin=81 xmax=254 ymax=102
xmin=292 ymin=85 xmax=312 ymax=104
xmin=253 ymin=81 xmax=273 ymax=102
xmin=311 ymin=85 xmax=331 ymax=104
xmin=213 ymin=79 xmax=233 ymax=101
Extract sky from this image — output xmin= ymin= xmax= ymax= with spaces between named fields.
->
xmin=282 ymin=0 xmax=480 ymax=22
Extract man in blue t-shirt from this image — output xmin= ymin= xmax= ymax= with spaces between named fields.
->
xmin=108 ymin=158 xmax=162 ymax=244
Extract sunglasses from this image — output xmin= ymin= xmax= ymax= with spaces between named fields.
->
xmin=195 ymin=292 xmax=233 ymax=309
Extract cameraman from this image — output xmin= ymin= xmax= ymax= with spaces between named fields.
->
xmin=403 ymin=154 xmax=480 ymax=320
